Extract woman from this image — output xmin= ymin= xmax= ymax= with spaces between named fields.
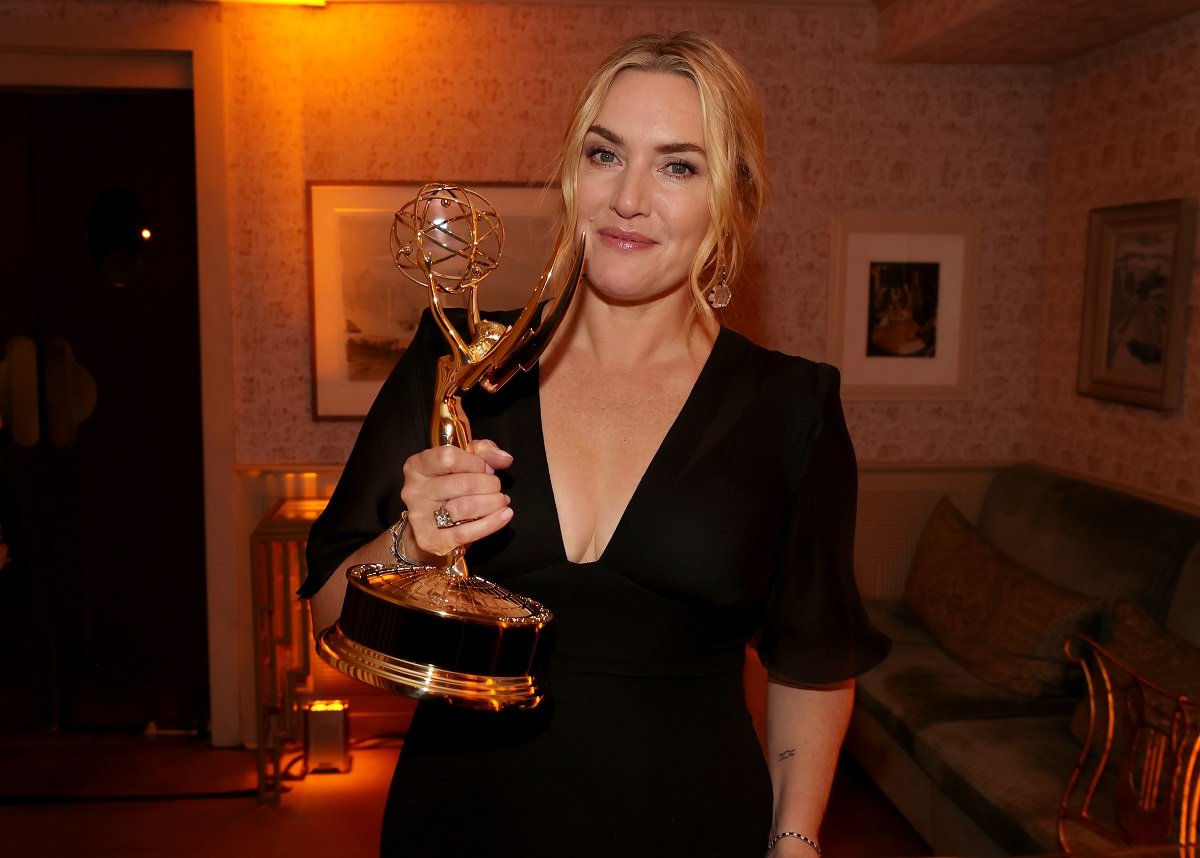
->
xmin=302 ymin=32 xmax=888 ymax=857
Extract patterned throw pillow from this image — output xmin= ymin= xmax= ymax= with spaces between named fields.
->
xmin=905 ymin=497 xmax=1104 ymax=697
xmin=1107 ymin=602 xmax=1200 ymax=697
xmin=1070 ymin=601 xmax=1200 ymax=745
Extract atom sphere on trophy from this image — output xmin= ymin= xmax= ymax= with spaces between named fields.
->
xmin=390 ymin=183 xmax=505 ymax=294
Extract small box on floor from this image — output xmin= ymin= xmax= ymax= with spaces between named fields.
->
xmin=304 ymin=699 xmax=351 ymax=773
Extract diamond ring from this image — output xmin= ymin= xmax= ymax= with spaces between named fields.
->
xmin=434 ymin=505 xmax=456 ymax=529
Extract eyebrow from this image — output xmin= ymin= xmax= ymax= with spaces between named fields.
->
xmin=587 ymin=123 xmax=706 ymax=157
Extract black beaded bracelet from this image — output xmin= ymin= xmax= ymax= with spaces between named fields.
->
xmin=766 ymin=831 xmax=822 ymax=856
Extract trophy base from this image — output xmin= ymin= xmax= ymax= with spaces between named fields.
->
xmin=317 ymin=624 xmax=544 ymax=710
xmin=317 ymin=562 xmax=552 ymax=711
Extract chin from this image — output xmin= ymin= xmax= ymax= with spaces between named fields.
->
xmin=585 ymin=277 xmax=690 ymax=307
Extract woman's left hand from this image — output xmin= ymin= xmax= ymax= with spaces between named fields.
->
xmin=398 ymin=438 xmax=515 ymax=561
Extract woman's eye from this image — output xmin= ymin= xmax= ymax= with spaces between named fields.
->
xmin=586 ymin=146 xmax=618 ymax=165
xmin=664 ymin=159 xmax=697 ymax=177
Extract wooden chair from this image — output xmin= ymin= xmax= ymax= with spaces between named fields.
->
xmin=1058 ymin=632 xmax=1200 ymax=852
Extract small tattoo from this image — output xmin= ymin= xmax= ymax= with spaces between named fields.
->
xmin=777 ymin=748 xmax=796 ymax=761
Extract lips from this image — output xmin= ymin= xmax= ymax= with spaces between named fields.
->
xmin=597 ymin=227 xmax=657 ymax=251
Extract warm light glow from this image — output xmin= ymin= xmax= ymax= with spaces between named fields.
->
xmin=140 ymin=228 xmax=152 ymax=240
xmin=307 ymin=699 xmax=348 ymax=712
xmin=271 ymin=497 xmax=330 ymax=521
xmin=219 ymin=0 xmax=326 ymax=6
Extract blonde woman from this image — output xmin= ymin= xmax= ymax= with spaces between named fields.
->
xmin=303 ymin=32 xmax=887 ymax=857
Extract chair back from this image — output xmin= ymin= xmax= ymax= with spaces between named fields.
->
xmin=1058 ymin=633 xmax=1200 ymax=851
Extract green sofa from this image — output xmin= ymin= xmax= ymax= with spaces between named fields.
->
xmin=846 ymin=463 xmax=1200 ymax=856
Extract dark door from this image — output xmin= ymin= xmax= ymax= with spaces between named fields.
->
xmin=0 ymin=89 xmax=208 ymax=732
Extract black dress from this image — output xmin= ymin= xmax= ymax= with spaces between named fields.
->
xmin=302 ymin=311 xmax=889 ymax=857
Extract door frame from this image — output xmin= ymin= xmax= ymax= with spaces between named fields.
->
xmin=0 ymin=16 xmax=239 ymax=744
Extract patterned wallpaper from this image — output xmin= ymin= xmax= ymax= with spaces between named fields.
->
xmin=876 ymin=0 xmax=1200 ymax=64
xmin=7 ymin=2 xmax=1196 ymax=506
xmin=1036 ymin=13 xmax=1200 ymax=510
xmin=213 ymin=2 xmax=1052 ymax=467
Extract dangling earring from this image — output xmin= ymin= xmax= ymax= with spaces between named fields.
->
xmin=707 ymin=268 xmax=732 ymax=309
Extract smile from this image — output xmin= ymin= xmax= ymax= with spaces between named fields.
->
xmin=597 ymin=227 xmax=657 ymax=251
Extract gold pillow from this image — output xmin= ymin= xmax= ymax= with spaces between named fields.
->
xmin=1071 ymin=602 xmax=1200 ymax=744
xmin=1106 ymin=602 xmax=1200 ymax=696
xmin=906 ymin=497 xmax=1103 ymax=697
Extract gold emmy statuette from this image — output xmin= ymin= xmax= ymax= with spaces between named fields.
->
xmin=317 ymin=183 xmax=585 ymax=711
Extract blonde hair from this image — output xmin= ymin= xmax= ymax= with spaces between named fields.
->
xmin=554 ymin=32 xmax=769 ymax=318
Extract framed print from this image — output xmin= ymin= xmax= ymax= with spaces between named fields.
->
xmin=1077 ymin=199 xmax=1197 ymax=411
xmin=307 ymin=181 xmax=559 ymax=420
xmin=828 ymin=214 xmax=980 ymax=400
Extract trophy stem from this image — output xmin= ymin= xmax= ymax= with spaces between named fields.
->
xmin=445 ymin=546 xmax=469 ymax=579
xmin=433 ymin=390 xmax=471 ymax=449
xmin=432 ymin=359 xmax=474 ymax=580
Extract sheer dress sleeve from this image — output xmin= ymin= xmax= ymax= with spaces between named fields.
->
xmin=753 ymin=364 xmax=890 ymax=684
xmin=298 ymin=310 xmax=443 ymax=598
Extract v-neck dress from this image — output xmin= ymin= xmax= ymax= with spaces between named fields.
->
xmin=301 ymin=310 xmax=889 ymax=857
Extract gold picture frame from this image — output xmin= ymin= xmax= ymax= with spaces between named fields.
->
xmin=1077 ymin=198 xmax=1197 ymax=411
xmin=307 ymin=181 xmax=559 ymax=420
xmin=828 ymin=213 xmax=980 ymax=401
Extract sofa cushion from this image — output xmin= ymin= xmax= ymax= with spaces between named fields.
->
xmin=914 ymin=714 xmax=1114 ymax=856
xmin=1106 ymin=601 xmax=1200 ymax=695
xmin=859 ymin=600 xmax=1074 ymax=755
xmin=1070 ymin=601 xmax=1200 ymax=743
xmin=1165 ymin=542 xmax=1200 ymax=647
xmin=976 ymin=464 xmax=1200 ymax=626
xmin=905 ymin=498 xmax=1103 ymax=697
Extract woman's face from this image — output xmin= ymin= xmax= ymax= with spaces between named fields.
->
xmin=575 ymin=70 xmax=712 ymax=305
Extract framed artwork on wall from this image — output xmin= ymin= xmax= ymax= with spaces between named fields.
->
xmin=828 ymin=213 xmax=980 ymax=401
xmin=1077 ymin=198 xmax=1197 ymax=411
xmin=307 ymin=181 xmax=560 ymax=420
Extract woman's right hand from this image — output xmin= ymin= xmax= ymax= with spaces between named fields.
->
xmin=399 ymin=439 xmax=515 ymax=561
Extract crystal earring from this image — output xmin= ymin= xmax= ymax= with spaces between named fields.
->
xmin=707 ymin=270 xmax=732 ymax=309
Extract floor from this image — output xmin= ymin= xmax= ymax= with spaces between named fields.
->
xmin=0 ymin=729 xmax=931 ymax=858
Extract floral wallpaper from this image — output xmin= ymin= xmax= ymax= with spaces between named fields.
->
xmin=11 ymin=2 xmax=1196 ymax=512
xmin=1036 ymin=13 xmax=1200 ymax=509
xmin=214 ymin=2 xmax=1051 ymax=466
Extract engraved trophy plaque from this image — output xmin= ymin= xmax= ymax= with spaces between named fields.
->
xmin=317 ymin=183 xmax=584 ymax=710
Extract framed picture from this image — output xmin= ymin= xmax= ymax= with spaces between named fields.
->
xmin=828 ymin=214 xmax=980 ymax=400
xmin=307 ymin=181 xmax=560 ymax=420
xmin=1077 ymin=199 xmax=1197 ymax=411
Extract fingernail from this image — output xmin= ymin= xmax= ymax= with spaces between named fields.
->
xmin=496 ymin=448 xmax=513 ymax=459
xmin=499 ymin=507 xmax=514 ymax=522
xmin=503 ymin=494 xmax=511 ymax=505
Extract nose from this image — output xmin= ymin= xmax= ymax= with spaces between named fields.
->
xmin=611 ymin=165 xmax=650 ymax=220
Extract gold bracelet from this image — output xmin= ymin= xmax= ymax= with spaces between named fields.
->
xmin=766 ymin=831 xmax=822 ymax=856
